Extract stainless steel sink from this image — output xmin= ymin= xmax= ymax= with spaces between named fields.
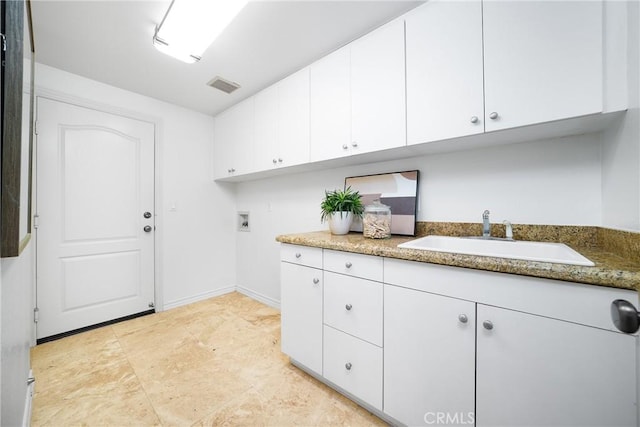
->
xmin=397 ymin=235 xmax=594 ymax=266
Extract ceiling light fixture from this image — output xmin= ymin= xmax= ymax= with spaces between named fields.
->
xmin=153 ymin=0 xmax=248 ymax=64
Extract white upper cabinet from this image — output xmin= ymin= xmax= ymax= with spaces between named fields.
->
xmin=483 ymin=0 xmax=603 ymax=131
xmin=309 ymin=46 xmax=351 ymax=162
xmin=254 ymin=67 xmax=310 ymax=170
xmin=310 ymin=18 xmax=406 ymax=162
xmin=213 ymin=97 xmax=254 ymax=179
xmin=277 ymin=68 xmax=310 ymax=167
xmin=406 ymin=0 xmax=604 ymax=144
xmin=253 ymin=84 xmax=279 ymax=171
xmin=350 ymin=18 xmax=406 ymax=154
xmin=406 ymin=0 xmax=485 ymax=144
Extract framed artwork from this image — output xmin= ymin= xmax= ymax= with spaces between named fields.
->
xmin=345 ymin=170 xmax=419 ymax=236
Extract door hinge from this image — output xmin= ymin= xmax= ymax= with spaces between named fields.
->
xmin=33 ymin=307 xmax=39 ymax=324
xmin=33 ymin=214 xmax=39 ymax=229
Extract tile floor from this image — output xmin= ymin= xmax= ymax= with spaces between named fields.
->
xmin=30 ymin=292 xmax=386 ymax=426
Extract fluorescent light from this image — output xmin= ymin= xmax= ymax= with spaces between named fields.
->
xmin=153 ymin=0 xmax=248 ymax=63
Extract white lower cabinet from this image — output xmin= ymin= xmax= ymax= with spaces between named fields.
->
xmin=476 ymin=304 xmax=637 ymax=427
xmin=280 ymin=260 xmax=323 ymax=375
xmin=384 ymin=285 xmax=476 ymax=426
xmin=280 ymin=246 xmax=638 ymax=426
xmin=323 ymin=325 xmax=383 ymax=411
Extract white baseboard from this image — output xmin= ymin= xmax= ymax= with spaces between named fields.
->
xmin=236 ymin=286 xmax=281 ymax=310
xmin=22 ymin=370 xmax=35 ymax=427
xmin=163 ymin=286 xmax=236 ymax=311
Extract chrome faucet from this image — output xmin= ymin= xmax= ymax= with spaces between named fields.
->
xmin=482 ymin=210 xmax=491 ymax=238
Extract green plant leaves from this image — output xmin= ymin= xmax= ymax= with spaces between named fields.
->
xmin=320 ymin=186 xmax=364 ymax=222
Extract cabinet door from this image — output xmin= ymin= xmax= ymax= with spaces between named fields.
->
xmin=278 ymin=67 xmax=310 ymax=167
xmin=213 ymin=113 xmax=235 ymax=180
xmin=253 ymin=85 xmax=278 ymax=171
xmin=405 ymin=0 xmax=484 ymax=145
xmin=351 ymin=18 xmax=406 ymax=153
xmin=309 ymin=46 xmax=351 ymax=162
xmin=476 ymin=305 xmax=637 ymax=426
xmin=280 ymin=262 xmax=323 ymax=374
xmin=384 ymin=285 xmax=476 ymax=426
xmin=483 ymin=0 xmax=603 ymax=131
xmin=213 ymin=97 xmax=255 ymax=178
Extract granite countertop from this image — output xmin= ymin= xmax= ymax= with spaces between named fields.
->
xmin=276 ymin=224 xmax=640 ymax=291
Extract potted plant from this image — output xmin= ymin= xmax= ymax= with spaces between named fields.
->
xmin=320 ymin=187 xmax=364 ymax=235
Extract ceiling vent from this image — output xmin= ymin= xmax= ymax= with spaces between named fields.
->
xmin=207 ymin=76 xmax=241 ymax=94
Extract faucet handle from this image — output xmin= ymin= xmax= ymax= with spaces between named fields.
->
xmin=503 ymin=220 xmax=513 ymax=240
xmin=483 ymin=210 xmax=490 ymax=219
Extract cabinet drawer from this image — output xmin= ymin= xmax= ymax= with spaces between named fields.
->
xmin=323 ymin=325 xmax=383 ymax=411
xmin=323 ymin=249 xmax=383 ymax=281
xmin=281 ymin=244 xmax=323 ymax=269
xmin=324 ymin=272 xmax=382 ymax=346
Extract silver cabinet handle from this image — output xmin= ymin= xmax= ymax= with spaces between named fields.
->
xmin=351 ymin=141 xmax=358 ymax=148
xmin=313 ymin=278 xmax=319 ymax=285
xmin=143 ymin=225 xmax=153 ymax=233
xmin=345 ymin=362 xmax=352 ymax=371
xmin=278 ymin=158 xmax=283 ymax=163
xmin=489 ymin=112 xmax=499 ymax=120
xmin=272 ymin=158 xmax=277 ymax=164
xmin=345 ymin=304 xmax=352 ymax=311
xmin=345 ymin=262 xmax=352 ymax=268
xmin=483 ymin=320 xmax=494 ymax=330
xmin=295 ymin=253 xmax=301 ymax=258
xmin=342 ymin=144 xmax=349 ymax=150
xmin=470 ymin=116 xmax=479 ymax=124
xmin=458 ymin=314 xmax=468 ymax=323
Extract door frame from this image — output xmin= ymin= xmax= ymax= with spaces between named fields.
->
xmin=32 ymin=87 xmax=164 ymax=343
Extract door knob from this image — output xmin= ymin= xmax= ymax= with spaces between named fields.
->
xmin=611 ymin=300 xmax=640 ymax=333
xmin=470 ymin=116 xmax=479 ymax=124
xmin=489 ymin=112 xmax=499 ymax=120
xmin=143 ymin=225 xmax=153 ymax=232
xmin=143 ymin=212 xmax=152 ymax=219
xmin=458 ymin=314 xmax=468 ymax=323
xmin=482 ymin=320 xmax=494 ymax=330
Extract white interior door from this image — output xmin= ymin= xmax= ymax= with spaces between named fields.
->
xmin=36 ymin=97 xmax=155 ymax=339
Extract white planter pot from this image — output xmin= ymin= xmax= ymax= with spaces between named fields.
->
xmin=328 ymin=212 xmax=353 ymax=235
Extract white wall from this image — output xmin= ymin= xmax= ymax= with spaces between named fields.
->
xmin=236 ymin=133 xmax=604 ymax=303
xmin=1 ymin=243 xmax=34 ymax=426
xmin=35 ymin=63 xmax=237 ymax=309
xmin=602 ymin=0 xmax=640 ymax=231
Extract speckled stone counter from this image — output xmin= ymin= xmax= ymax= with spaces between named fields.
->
xmin=276 ymin=223 xmax=640 ymax=291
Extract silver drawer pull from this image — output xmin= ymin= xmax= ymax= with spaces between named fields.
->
xmin=295 ymin=253 xmax=301 ymax=259
xmin=483 ymin=320 xmax=494 ymax=330
xmin=345 ymin=262 xmax=352 ymax=268
xmin=345 ymin=362 xmax=352 ymax=371
xmin=345 ymin=304 xmax=352 ymax=311
xmin=313 ymin=278 xmax=319 ymax=284
xmin=458 ymin=314 xmax=468 ymax=323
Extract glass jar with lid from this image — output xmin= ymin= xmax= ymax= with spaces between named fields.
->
xmin=363 ymin=200 xmax=391 ymax=239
